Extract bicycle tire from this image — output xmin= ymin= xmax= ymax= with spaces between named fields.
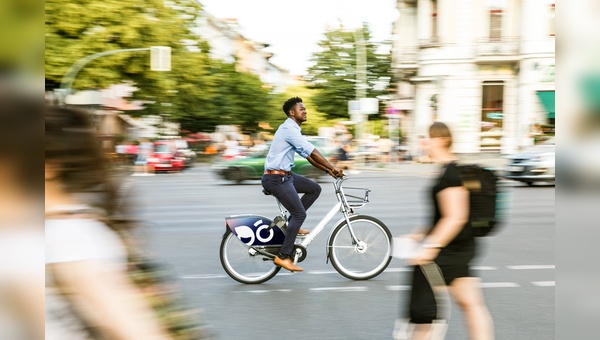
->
xmin=220 ymin=232 xmax=281 ymax=284
xmin=328 ymin=215 xmax=392 ymax=280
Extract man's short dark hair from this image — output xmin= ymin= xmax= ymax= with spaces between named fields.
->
xmin=282 ymin=96 xmax=303 ymax=116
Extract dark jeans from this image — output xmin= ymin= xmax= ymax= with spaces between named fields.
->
xmin=261 ymin=173 xmax=322 ymax=255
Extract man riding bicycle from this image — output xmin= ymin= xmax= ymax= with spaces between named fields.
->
xmin=262 ymin=97 xmax=343 ymax=272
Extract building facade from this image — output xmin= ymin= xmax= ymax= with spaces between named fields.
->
xmin=191 ymin=13 xmax=293 ymax=93
xmin=391 ymin=0 xmax=555 ymax=154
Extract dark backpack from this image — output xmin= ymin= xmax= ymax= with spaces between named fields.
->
xmin=456 ymin=164 xmax=507 ymax=237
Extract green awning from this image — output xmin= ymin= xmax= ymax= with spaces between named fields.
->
xmin=537 ymin=91 xmax=555 ymax=119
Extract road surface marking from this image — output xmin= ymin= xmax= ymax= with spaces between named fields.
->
xmin=532 ymin=281 xmax=555 ymax=287
xmin=310 ymin=287 xmax=368 ymax=292
xmin=507 ymin=265 xmax=555 ymax=270
xmin=180 ymin=274 xmax=227 ymax=279
xmin=479 ymin=282 xmax=520 ymax=288
xmin=386 ymin=285 xmax=411 ymax=291
xmin=385 ymin=268 xmax=412 ymax=273
xmin=236 ymin=289 xmax=292 ymax=294
xmin=307 ymin=270 xmax=339 ymax=275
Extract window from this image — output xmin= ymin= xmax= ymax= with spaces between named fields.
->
xmin=549 ymin=4 xmax=555 ymax=36
xmin=489 ymin=9 xmax=503 ymax=41
xmin=480 ymin=81 xmax=504 ymax=149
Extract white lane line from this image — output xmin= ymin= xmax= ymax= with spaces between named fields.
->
xmin=181 ymin=264 xmax=554 ymax=280
xmin=507 ymin=265 xmax=555 ymax=270
xmin=310 ymin=287 xmax=368 ymax=292
xmin=180 ymin=274 xmax=227 ymax=279
xmin=236 ymin=289 xmax=292 ymax=294
xmin=307 ymin=270 xmax=339 ymax=275
xmin=479 ymin=282 xmax=520 ymax=288
xmin=388 ymin=283 xmax=520 ymax=290
xmin=385 ymin=268 xmax=412 ymax=273
xmin=532 ymin=281 xmax=555 ymax=287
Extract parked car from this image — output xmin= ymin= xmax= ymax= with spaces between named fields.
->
xmin=503 ymin=137 xmax=555 ymax=185
xmin=147 ymin=140 xmax=186 ymax=173
xmin=212 ymin=138 xmax=334 ymax=183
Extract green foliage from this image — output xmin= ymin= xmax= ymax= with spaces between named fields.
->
xmin=45 ymin=0 xmax=201 ymax=90
xmin=1 ymin=0 xmax=43 ymax=73
xmin=45 ymin=0 xmax=280 ymax=134
xmin=271 ymin=85 xmax=333 ymax=136
xmin=304 ymin=23 xmax=394 ymax=121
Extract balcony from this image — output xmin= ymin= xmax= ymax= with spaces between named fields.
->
xmin=419 ymin=37 xmax=442 ymax=49
xmin=394 ymin=48 xmax=418 ymax=68
xmin=393 ymin=48 xmax=418 ymax=80
xmin=474 ymin=37 xmax=520 ymax=64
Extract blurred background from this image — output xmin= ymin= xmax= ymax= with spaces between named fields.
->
xmin=0 ymin=0 xmax=595 ymax=338
xmin=44 ymin=0 xmax=558 ymax=168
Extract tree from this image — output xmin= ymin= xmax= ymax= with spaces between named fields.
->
xmin=269 ymin=85 xmax=332 ymax=136
xmin=45 ymin=1 xmax=280 ymax=134
xmin=304 ymin=23 xmax=394 ymax=121
xmin=45 ymin=0 xmax=201 ymax=92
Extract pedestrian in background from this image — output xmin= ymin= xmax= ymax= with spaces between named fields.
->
xmin=45 ymin=105 xmax=173 ymax=340
xmin=399 ymin=122 xmax=494 ymax=339
xmin=135 ymin=138 xmax=154 ymax=176
xmin=223 ymin=136 xmax=240 ymax=159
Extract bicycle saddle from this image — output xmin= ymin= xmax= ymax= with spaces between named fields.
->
xmin=262 ymin=189 xmax=272 ymax=196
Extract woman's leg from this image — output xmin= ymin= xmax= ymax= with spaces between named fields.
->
xmin=448 ymin=277 xmax=494 ymax=340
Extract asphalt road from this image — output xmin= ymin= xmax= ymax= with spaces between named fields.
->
xmin=126 ymin=164 xmax=554 ymax=340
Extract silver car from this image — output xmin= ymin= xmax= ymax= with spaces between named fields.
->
xmin=503 ymin=137 xmax=555 ymax=185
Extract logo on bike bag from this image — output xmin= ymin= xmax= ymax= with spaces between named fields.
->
xmin=226 ymin=215 xmax=285 ymax=246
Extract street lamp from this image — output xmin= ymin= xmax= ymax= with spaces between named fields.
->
xmin=55 ymin=46 xmax=171 ymax=105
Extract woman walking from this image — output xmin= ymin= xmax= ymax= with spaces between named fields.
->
xmin=400 ymin=122 xmax=494 ymax=340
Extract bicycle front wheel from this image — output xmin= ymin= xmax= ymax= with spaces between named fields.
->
xmin=329 ymin=215 xmax=392 ymax=280
xmin=220 ymin=232 xmax=281 ymax=284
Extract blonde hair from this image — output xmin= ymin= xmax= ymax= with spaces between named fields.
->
xmin=429 ymin=122 xmax=452 ymax=148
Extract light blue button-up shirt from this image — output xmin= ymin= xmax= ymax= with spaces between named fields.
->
xmin=264 ymin=118 xmax=316 ymax=171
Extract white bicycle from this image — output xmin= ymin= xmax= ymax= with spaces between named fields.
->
xmin=219 ymin=175 xmax=393 ymax=284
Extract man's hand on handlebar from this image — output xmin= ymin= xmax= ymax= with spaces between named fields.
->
xmin=327 ymin=167 xmax=344 ymax=178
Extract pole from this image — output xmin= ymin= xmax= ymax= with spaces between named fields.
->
xmin=354 ymin=28 xmax=367 ymax=141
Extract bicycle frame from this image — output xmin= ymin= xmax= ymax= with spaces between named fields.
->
xmin=223 ymin=176 xmax=370 ymax=262
xmin=221 ymin=175 xmax=391 ymax=284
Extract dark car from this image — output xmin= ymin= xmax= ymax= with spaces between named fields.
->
xmin=503 ymin=137 xmax=555 ymax=185
xmin=212 ymin=137 xmax=335 ymax=183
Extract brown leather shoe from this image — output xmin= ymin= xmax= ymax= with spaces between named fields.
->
xmin=273 ymin=256 xmax=303 ymax=272
xmin=298 ymin=229 xmax=310 ymax=235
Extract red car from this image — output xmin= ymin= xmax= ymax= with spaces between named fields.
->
xmin=147 ymin=141 xmax=186 ymax=172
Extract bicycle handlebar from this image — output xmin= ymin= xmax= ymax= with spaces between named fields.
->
xmin=333 ymin=174 xmax=349 ymax=190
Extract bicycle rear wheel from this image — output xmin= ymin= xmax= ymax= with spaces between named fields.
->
xmin=329 ymin=215 xmax=392 ymax=280
xmin=220 ymin=232 xmax=281 ymax=284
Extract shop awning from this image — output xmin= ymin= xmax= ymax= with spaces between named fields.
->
xmin=536 ymin=91 xmax=555 ymax=119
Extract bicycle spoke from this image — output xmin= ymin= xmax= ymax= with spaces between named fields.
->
xmin=220 ymin=233 xmax=280 ymax=284
xmin=329 ymin=216 xmax=392 ymax=280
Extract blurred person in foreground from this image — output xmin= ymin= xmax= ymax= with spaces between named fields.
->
xmin=262 ymin=96 xmax=344 ymax=272
xmin=0 ymin=86 xmax=43 ymax=339
xmin=400 ymin=122 xmax=494 ymax=339
xmin=45 ymin=105 xmax=173 ymax=339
